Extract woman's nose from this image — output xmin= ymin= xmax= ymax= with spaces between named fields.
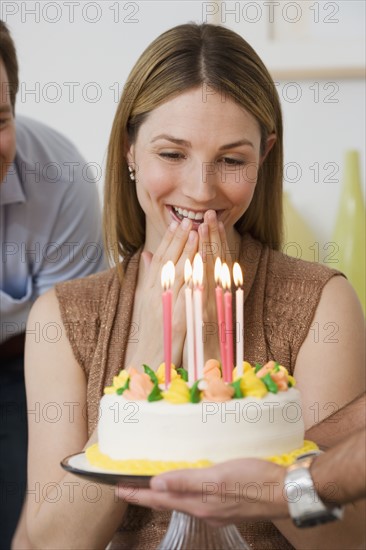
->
xmin=182 ymin=161 xmax=218 ymax=203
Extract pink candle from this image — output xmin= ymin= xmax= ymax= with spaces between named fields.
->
xmin=222 ymin=263 xmax=233 ymax=383
xmin=233 ymin=262 xmax=244 ymax=377
xmin=214 ymin=258 xmax=226 ymax=378
xmin=184 ymin=259 xmax=195 ymax=385
xmin=161 ymin=261 xmax=175 ymax=388
xmin=192 ymin=253 xmax=204 ymax=380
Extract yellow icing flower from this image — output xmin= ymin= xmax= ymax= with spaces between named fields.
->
xmin=240 ymin=369 xmax=267 ymax=398
xmin=156 ymin=363 xmax=179 ymax=385
xmin=112 ymin=370 xmax=130 ymax=390
xmin=162 ymin=378 xmax=190 ymax=404
xmin=288 ymin=375 xmax=296 ymax=387
xmin=232 ymin=361 xmax=253 ymax=380
xmin=103 ymin=386 xmax=116 ymax=395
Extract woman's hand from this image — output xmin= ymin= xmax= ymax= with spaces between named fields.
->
xmin=197 ymin=210 xmax=233 ymax=362
xmin=129 ymin=218 xmax=198 ymax=371
xmin=116 ymin=458 xmax=287 ymax=526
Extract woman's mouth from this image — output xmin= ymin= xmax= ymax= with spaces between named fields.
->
xmin=167 ymin=205 xmax=221 ymax=230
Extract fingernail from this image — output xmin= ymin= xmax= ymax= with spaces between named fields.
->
xmin=169 ymin=220 xmax=178 ymax=231
xmin=201 ymin=223 xmax=209 ymax=237
xmin=181 ymin=218 xmax=191 ymax=230
xmin=207 ymin=210 xmax=216 ymax=223
xmin=151 ymin=478 xmax=167 ymax=492
xmin=188 ymin=230 xmax=196 ymax=243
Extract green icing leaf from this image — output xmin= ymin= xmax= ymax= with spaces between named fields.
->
xmin=273 ymin=362 xmax=280 ymax=372
xmin=116 ymin=377 xmax=130 ymax=395
xmin=230 ymin=378 xmax=243 ymax=398
xmin=147 ymin=383 xmax=163 ymax=402
xmin=143 ymin=364 xmax=158 ymax=385
xmin=177 ymin=367 xmax=188 ymax=382
xmin=288 ymin=379 xmax=293 ymax=388
xmin=262 ymin=372 xmax=278 ymax=393
xmin=189 ymin=380 xmax=201 ymax=403
xmin=254 ymin=363 xmax=262 ymax=373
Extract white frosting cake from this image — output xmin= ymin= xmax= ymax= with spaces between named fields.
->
xmin=98 ymin=388 xmax=304 ymax=463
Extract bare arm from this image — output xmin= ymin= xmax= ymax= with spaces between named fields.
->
xmin=312 ymin=427 xmax=366 ymax=506
xmin=25 ymin=289 xmax=127 ymax=550
xmin=273 ymin=276 xmax=366 ymax=550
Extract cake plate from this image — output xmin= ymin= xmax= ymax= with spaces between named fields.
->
xmin=61 ymin=452 xmax=250 ymax=549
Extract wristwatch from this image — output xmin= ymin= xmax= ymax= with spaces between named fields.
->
xmin=284 ymin=452 xmax=344 ymax=528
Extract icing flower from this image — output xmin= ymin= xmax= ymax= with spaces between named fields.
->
xmin=104 ymin=368 xmax=132 ymax=394
xmin=255 ymin=360 xmax=276 ymax=379
xmin=240 ymin=369 xmax=267 ymax=398
xmin=202 ymin=378 xmax=235 ymax=402
xmin=123 ymin=372 xmax=154 ymax=400
xmin=271 ymin=366 xmax=289 ymax=391
xmin=162 ymin=378 xmax=190 ymax=404
xmin=156 ymin=363 xmax=180 ymax=385
xmin=232 ymin=361 xmax=253 ymax=380
xmin=203 ymin=359 xmax=221 ymax=380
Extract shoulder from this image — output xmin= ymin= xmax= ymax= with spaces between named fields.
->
xmin=16 ymin=115 xmax=84 ymax=160
xmin=15 ymin=115 xmax=87 ymax=185
xmin=267 ymin=247 xmax=341 ymax=284
xmin=55 ymin=266 xmax=119 ymax=308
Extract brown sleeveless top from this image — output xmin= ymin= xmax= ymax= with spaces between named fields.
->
xmin=55 ymin=233 xmax=341 ymax=550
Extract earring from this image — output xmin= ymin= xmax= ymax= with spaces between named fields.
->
xmin=128 ymin=165 xmax=135 ymax=181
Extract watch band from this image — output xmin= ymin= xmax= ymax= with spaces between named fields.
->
xmin=285 ymin=452 xmax=344 ymax=528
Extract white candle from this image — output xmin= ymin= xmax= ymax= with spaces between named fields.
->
xmin=192 ymin=253 xmax=204 ymax=380
xmin=184 ymin=259 xmax=195 ymax=384
xmin=233 ymin=262 xmax=244 ymax=377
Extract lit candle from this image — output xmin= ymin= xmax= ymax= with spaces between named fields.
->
xmin=184 ymin=259 xmax=195 ymax=384
xmin=192 ymin=253 xmax=204 ymax=380
xmin=233 ymin=262 xmax=244 ymax=377
xmin=222 ymin=263 xmax=233 ymax=383
xmin=161 ymin=261 xmax=175 ymax=388
xmin=214 ymin=257 xmax=226 ymax=378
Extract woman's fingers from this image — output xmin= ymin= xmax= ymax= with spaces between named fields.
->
xmin=146 ymin=219 xmax=193 ymax=288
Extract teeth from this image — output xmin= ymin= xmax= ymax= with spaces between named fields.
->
xmin=174 ymin=206 xmax=205 ymax=221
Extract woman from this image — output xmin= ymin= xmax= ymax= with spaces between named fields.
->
xmin=25 ymin=23 xmax=365 ymax=549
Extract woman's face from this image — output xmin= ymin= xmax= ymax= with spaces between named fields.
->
xmin=127 ymin=86 xmax=267 ymax=252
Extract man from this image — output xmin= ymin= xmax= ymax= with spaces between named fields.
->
xmin=0 ymin=20 xmax=106 ymax=549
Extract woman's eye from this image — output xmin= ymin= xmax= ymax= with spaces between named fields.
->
xmin=159 ymin=152 xmax=185 ymax=161
xmin=220 ymin=157 xmax=245 ymax=166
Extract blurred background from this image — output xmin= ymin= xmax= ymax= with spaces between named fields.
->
xmin=3 ymin=0 xmax=365 ymax=310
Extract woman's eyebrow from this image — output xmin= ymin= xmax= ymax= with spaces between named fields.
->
xmin=151 ymin=134 xmax=254 ymax=149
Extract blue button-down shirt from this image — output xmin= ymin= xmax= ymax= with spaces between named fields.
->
xmin=0 ymin=116 xmax=106 ymax=343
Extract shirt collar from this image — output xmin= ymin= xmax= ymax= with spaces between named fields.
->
xmin=0 ymin=158 xmax=26 ymax=206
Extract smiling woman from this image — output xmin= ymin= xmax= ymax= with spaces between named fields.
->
xmin=25 ymin=22 xmax=365 ymax=550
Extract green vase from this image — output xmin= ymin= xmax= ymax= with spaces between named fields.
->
xmin=332 ymin=150 xmax=365 ymax=315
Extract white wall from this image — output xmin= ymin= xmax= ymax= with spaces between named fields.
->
xmin=2 ymin=0 xmax=365 ymax=246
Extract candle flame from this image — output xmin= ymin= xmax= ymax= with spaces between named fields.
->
xmin=233 ymin=262 xmax=243 ymax=287
xmin=184 ymin=258 xmax=192 ymax=284
xmin=221 ymin=263 xmax=231 ymax=290
xmin=192 ymin=253 xmax=203 ymax=286
xmin=161 ymin=261 xmax=175 ymax=290
xmin=214 ymin=257 xmax=222 ymax=285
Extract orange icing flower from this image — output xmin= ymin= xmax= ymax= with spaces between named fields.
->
xmin=256 ymin=360 xmax=276 ymax=379
xmin=270 ymin=369 xmax=289 ymax=391
xmin=202 ymin=378 xmax=235 ymax=402
xmin=203 ymin=359 xmax=221 ymax=380
xmin=123 ymin=372 xmax=154 ymax=400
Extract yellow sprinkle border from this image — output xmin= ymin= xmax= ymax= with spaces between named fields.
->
xmin=85 ymin=440 xmax=318 ymax=475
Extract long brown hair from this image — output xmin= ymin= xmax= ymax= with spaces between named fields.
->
xmin=103 ymin=23 xmax=283 ymax=270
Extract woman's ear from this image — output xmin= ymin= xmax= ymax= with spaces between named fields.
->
xmin=260 ymin=133 xmax=276 ymax=165
xmin=125 ymin=142 xmax=135 ymax=166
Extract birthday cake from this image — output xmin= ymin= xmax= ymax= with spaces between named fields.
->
xmin=86 ymin=360 xmax=317 ymax=474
